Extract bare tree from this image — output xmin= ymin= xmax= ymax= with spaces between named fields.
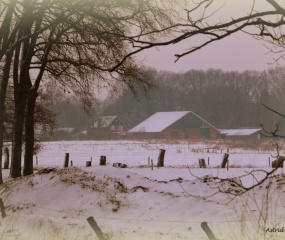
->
xmin=0 ymin=0 xmax=184 ymax=178
xmin=2 ymin=0 xmax=285 ymax=181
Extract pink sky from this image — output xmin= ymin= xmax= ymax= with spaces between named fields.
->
xmin=136 ymin=0 xmax=280 ymax=73
xmin=137 ymin=32 xmax=277 ymax=72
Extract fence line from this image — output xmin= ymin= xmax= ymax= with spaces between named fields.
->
xmin=3 ymin=199 xmax=285 ymax=225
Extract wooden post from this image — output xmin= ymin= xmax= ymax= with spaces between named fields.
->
xmin=64 ymin=153 xmax=69 ymax=168
xmin=201 ymin=222 xmax=216 ymax=240
xmin=221 ymin=153 xmax=229 ymax=168
xmin=199 ymin=159 xmax=206 ymax=168
xmin=36 ymin=156 xmax=38 ymax=165
xmin=272 ymin=160 xmax=276 ymax=168
xmin=148 ymin=156 xmax=150 ymax=165
xmin=208 ymin=157 xmax=210 ymax=165
xmin=3 ymin=147 xmax=9 ymax=169
xmin=227 ymin=159 xmax=229 ymax=170
xmin=99 ymin=156 xmax=106 ymax=166
xmin=272 ymin=156 xmax=285 ymax=168
xmin=87 ymin=217 xmax=107 ymax=240
xmin=71 ymin=161 xmax=73 ymax=167
xmin=157 ymin=149 xmax=166 ymax=167
xmin=0 ymin=198 xmax=6 ymax=218
xmin=151 ymin=159 xmax=153 ymax=170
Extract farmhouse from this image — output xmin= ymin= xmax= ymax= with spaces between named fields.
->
xmin=128 ymin=111 xmax=220 ymax=139
xmin=219 ymin=128 xmax=261 ymax=140
xmin=89 ymin=116 xmax=127 ymax=139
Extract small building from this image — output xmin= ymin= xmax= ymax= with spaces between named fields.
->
xmin=89 ymin=116 xmax=127 ymax=139
xmin=128 ymin=111 xmax=220 ymax=139
xmin=219 ymin=128 xmax=261 ymax=140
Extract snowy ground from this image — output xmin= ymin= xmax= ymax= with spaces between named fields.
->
xmin=1 ymin=140 xmax=285 ymax=240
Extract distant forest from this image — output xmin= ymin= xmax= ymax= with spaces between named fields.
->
xmin=52 ymin=67 xmax=285 ymax=133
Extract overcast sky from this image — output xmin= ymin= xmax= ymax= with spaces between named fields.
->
xmin=136 ymin=0 xmax=281 ymax=73
xmin=137 ymin=33 xmax=277 ymax=73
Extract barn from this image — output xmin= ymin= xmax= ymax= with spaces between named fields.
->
xmin=219 ymin=128 xmax=261 ymax=140
xmin=89 ymin=116 xmax=127 ymax=139
xmin=128 ymin=111 xmax=220 ymax=139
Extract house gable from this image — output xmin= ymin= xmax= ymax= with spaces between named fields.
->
xmin=128 ymin=111 xmax=220 ymax=139
xmin=128 ymin=111 xmax=189 ymax=133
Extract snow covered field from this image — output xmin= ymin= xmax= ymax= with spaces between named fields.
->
xmin=36 ymin=140 xmax=275 ymax=169
xmin=1 ymin=140 xmax=285 ymax=240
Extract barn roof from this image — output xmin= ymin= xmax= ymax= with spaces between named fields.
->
xmin=128 ymin=111 xmax=218 ymax=133
xmin=219 ymin=128 xmax=261 ymax=136
xmin=93 ymin=116 xmax=117 ymax=128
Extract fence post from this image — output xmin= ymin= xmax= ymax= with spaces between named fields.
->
xmin=99 ymin=156 xmax=106 ymax=166
xmin=87 ymin=217 xmax=107 ymax=240
xmin=227 ymin=158 xmax=229 ymax=170
xmin=272 ymin=156 xmax=285 ymax=168
xmin=0 ymin=198 xmax=6 ymax=218
xmin=64 ymin=153 xmax=69 ymax=168
xmin=157 ymin=149 xmax=166 ymax=167
xmin=199 ymin=159 xmax=206 ymax=168
xmin=201 ymin=222 xmax=216 ymax=240
xmin=221 ymin=153 xmax=229 ymax=168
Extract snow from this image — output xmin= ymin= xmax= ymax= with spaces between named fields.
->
xmin=128 ymin=111 xmax=219 ymax=133
xmin=1 ymin=140 xmax=285 ymax=240
xmin=128 ymin=111 xmax=190 ymax=132
xmin=219 ymin=128 xmax=261 ymax=136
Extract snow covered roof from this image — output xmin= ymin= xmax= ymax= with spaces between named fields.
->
xmin=129 ymin=111 xmax=218 ymax=133
xmin=93 ymin=116 xmax=117 ymax=128
xmin=219 ymin=128 xmax=261 ymax=136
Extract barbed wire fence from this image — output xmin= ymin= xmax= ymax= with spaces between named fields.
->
xmin=1 ymin=197 xmax=285 ymax=240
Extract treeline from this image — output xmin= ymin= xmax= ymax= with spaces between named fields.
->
xmin=0 ymin=0 xmax=176 ymax=182
xmin=102 ymin=67 xmax=285 ymax=132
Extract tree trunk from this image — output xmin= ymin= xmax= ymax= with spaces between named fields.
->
xmin=0 ymin=51 xmax=14 ymax=183
xmin=11 ymin=0 xmax=39 ymax=178
xmin=3 ymin=147 xmax=9 ymax=169
xmin=23 ymin=89 xmax=37 ymax=176
xmin=11 ymin=68 xmax=30 ymax=178
xmin=10 ymin=102 xmax=26 ymax=178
